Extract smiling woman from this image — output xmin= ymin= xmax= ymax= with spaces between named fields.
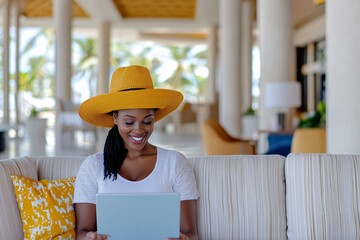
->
xmin=74 ymin=65 xmax=200 ymax=240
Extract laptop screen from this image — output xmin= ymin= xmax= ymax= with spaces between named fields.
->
xmin=96 ymin=192 xmax=180 ymax=239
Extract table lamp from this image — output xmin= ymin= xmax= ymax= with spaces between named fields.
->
xmin=265 ymin=82 xmax=301 ymax=131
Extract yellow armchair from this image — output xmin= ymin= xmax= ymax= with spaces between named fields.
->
xmin=200 ymin=119 xmax=255 ymax=155
xmin=291 ymin=128 xmax=326 ymax=153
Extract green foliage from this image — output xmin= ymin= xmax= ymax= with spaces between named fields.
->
xmin=298 ymin=101 xmax=326 ymax=128
xmin=242 ymin=107 xmax=255 ymax=116
xmin=110 ymin=41 xmax=208 ymax=103
xmin=17 ymin=29 xmax=209 ymax=105
xmin=29 ymin=107 xmax=39 ymax=118
xmin=72 ymin=38 xmax=98 ymax=97
xmin=20 ymin=28 xmax=55 ymax=98
xmin=159 ymin=44 xmax=208 ymax=102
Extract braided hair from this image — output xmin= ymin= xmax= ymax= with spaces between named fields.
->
xmin=103 ymin=125 xmax=128 ymax=180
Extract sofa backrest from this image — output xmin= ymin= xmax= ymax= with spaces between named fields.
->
xmin=189 ymin=155 xmax=287 ymax=240
xmin=1 ymin=154 xmax=287 ymax=240
xmin=0 ymin=156 xmax=85 ymax=240
xmin=3 ymin=154 xmax=360 ymax=239
xmin=285 ymin=153 xmax=360 ymax=239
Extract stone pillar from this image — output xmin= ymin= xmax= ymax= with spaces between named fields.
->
xmin=97 ymin=21 xmax=111 ymax=94
xmin=54 ymin=0 xmax=72 ymax=154
xmin=326 ymin=0 xmax=360 ymax=154
xmin=240 ymin=0 xmax=254 ymax=113
xmin=219 ymin=0 xmax=242 ymax=137
xmin=206 ymin=25 xmax=217 ymax=105
xmin=15 ymin=0 xmax=21 ymax=136
xmin=306 ymin=43 xmax=316 ymax=113
xmin=96 ymin=21 xmax=111 ymax=152
xmin=257 ymin=0 xmax=293 ymax=131
xmin=2 ymin=0 xmax=10 ymax=124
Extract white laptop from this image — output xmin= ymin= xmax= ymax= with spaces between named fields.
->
xmin=96 ymin=192 xmax=180 ymax=240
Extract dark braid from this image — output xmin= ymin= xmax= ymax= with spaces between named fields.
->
xmin=103 ymin=125 xmax=128 ymax=180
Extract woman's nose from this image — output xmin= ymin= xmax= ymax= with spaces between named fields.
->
xmin=133 ymin=122 xmax=145 ymax=131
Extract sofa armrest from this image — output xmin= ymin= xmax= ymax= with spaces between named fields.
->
xmin=286 ymin=153 xmax=360 ymax=239
xmin=0 ymin=157 xmax=38 ymax=240
xmin=0 ymin=156 xmax=86 ymax=239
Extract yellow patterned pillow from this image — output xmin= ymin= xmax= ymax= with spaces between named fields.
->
xmin=11 ymin=175 xmax=76 ymax=240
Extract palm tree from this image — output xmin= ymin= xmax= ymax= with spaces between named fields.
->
xmin=157 ymin=44 xmax=208 ymax=102
xmin=111 ymin=41 xmax=152 ymax=66
xmin=20 ymin=28 xmax=55 ymax=97
xmin=21 ymin=56 xmax=51 ymax=98
xmin=111 ymin=41 xmax=133 ymax=67
xmin=72 ymin=37 xmax=98 ymax=98
xmin=111 ymin=41 xmax=162 ymax=84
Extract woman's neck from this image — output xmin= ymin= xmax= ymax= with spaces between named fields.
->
xmin=126 ymin=143 xmax=156 ymax=159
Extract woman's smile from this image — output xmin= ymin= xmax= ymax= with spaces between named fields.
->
xmin=129 ymin=135 xmax=146 ymax=144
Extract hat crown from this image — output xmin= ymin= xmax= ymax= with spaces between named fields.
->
xmin=110 ymin=65 xmax=154 ymax=93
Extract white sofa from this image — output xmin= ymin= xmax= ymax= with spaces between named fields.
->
xmin=1 ymin=154 xmax=360 ymax=239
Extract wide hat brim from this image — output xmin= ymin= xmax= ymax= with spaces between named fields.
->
xmin=78 ymin=88 xmax=183 ymax=128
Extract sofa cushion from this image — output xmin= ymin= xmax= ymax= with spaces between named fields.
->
xmin=11 ymin=175 xmax=76 ymax=239
xmin=189 ymin=155 xmax=287 ymax=239
xmin=286 ymin=153 xmax=360 ymax=239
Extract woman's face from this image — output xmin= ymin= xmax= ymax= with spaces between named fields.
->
xmin=113 ymin=109 xmax=155 ymax=151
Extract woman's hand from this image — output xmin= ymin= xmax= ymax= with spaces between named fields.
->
xmin=166 ymin=232 xmax=189 ymax=240
xmin=179 ymin=232 xmax=189 ymax=240
xmin=85 ymin=231 xmax=109 ymax=240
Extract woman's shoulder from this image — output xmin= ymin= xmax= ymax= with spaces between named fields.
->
xmin=84 ymin=151 xmax=103 ymax=161
xmin=82 ymin=152 xmax=104 ymax=167
xmin=157 ymin=146 xmax=186 ymax=159
xmin=157 ymin=147 xmax=189 ymax=169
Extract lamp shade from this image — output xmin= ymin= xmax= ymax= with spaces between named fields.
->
xmin=265 ymin=82 xmax=301 ymax=109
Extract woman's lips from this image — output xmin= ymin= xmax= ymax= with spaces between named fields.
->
xmin=130 ymin=135 xmax=145 ymax=144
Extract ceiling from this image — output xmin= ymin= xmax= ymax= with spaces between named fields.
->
xmin=17 ymin=0 xmax=324 ymax=40
xmin=112 ymin=0 xmax=196 ymax=19
xmin=22 ymin=0 xmax=198 ymax=19
xmin=22 ymin=0 xmax=88 ymax=18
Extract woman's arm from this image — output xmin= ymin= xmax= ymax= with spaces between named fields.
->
xmin=180 ymin=200 xmax=198 ymax=240
xmin=75 ymin=203 xmax=108 ymax=240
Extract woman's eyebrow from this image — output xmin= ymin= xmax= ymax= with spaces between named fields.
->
xmin=121 ymin=114 xmax=154 ymax=118
xmin=121 ymin=114 xmax=135 ymax=118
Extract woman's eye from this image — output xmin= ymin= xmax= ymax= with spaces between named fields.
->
xmin=125 ymin=122 xmax=134 ymax=125
xmin=143 ymin=120 xmax=153 ymax=125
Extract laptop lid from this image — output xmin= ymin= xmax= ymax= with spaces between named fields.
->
xmin=96 ymin=192 xmax=180 ymax=240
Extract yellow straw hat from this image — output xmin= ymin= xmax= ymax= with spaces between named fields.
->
xmin=78 ymin=65 xmax=183 ymax=128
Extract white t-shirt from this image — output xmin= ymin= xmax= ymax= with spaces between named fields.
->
xmin=73 ymin=147 xmax=199 ymax=204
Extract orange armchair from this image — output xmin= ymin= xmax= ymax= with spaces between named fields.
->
xmin=200 ymin=119 xmax=256 ymax=155
xmin=291 ymin=128 xmax=326 ymax=153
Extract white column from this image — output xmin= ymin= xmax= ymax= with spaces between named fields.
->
xmin=257 ymin=0 xmax=293 ymax=131
xmin=96 ymin=21 xmax=111 ymax=152
xmin=219 ymin=0 xmax=242 ymax=138
xmin=2 ymin=0 xmax=10 ymax=124
xmin=15 ymin=0 xmax=21 ymax=136
xmin=326 ymin=0 xmax=360 ymax=154
xmin=206 ymin=25 xmax=217 ymax=104
xmin=306 ymin=43 xmax=316 ymax=112
xmin=54 ymin=0 xmax=72 ymax=154
xmin=240 ymin=0 xmax=254 ymax=113
xmin=54 ymin=0 xmax=72 ymax=101
xmin=97 ymin=21 xmax=111 ymax=94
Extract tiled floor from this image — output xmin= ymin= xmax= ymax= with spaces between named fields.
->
xmin=0 ymin=124 xmax=204 ymax=160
